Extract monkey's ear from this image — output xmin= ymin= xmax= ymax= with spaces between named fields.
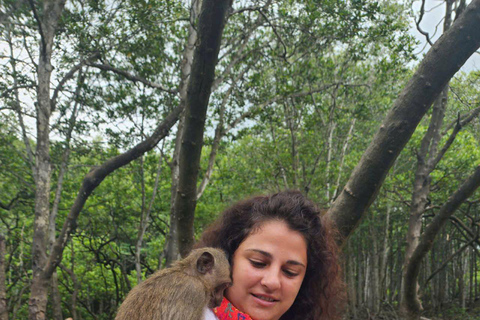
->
xmin=196 ymin=251 xmax=215 ymax=274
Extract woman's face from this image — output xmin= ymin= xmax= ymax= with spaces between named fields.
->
xmin=225 ymin=220 xmax=308 ymax=320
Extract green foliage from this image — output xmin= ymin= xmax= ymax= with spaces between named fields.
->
xmin=2 ymin=0 xmax=480 ymax=319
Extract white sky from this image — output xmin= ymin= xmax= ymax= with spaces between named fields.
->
xmin=409 ymin=0 xmax=479 ymax=73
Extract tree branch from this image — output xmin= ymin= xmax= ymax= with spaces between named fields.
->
xmin=429 ymin=114 xmax=460 ymax=171
xmin=0 ymin=194 xmax=21 ymax=210
xmin=0 ymin=0 xmax=27 ymax=25
xmin=431 ymin=105 xmax=480 ymax=171
xmin=1 ymin=85 xmax=36 ymax=98
xmin=327 ymin=0 xmax=480 ymax=242
xmin=88 ymin=62 xmax=178 ymax=94
xmin=6 ymin=30 xmax=36 ymax=176
xmin=212 ymin=0 xmax=272 ymax=91
xmin=27 ymin=0 xmax=46 ymax=56
xmin=226 ymin=82 xmax=360 ymax=131
xmin=258 ymin=9 xmax=287 ymax=61
xmin=404 ymin=165 xmax=480 ymax=314
xmin=49 ymin=71 xmax=84 ymax=253
xmin=172 ymin=0 xmax=231 ymax=257
xmin=196 ymin=60 xmax=255 ymax=200
xmin=415 ymin=0 xmax=434 ymax=46
xmin=443 ymin=104 xmax=480 ymax=133
xmin=424 ymin=234 xmax=478 ymax=286
xmin=51 ymin=52 xmax=100 ymax=112
xmin=449 ymin=215 xmax=480 ymax=247
xmin=332 ymin=118 xmax=356 ymax=200
xmin=43 ymin=104 xmax=183 ymax=278
xmin=229 ymin=6 xmax=263 ymax=16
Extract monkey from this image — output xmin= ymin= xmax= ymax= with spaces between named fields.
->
xmin=115 ymin=247 xmax=231 ymax=320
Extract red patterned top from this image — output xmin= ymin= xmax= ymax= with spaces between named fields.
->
xmin=213 ymin=297 xmax=254 ymax=320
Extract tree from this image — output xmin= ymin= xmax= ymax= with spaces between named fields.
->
xmin=1 ymin=0 xmax=230 ymax=318
xmin=398 ymin=1 xmax=480 ymax=317
xmin=327 ymin=0 xmax=480 ymax=317
xmin=402 ymin=165 xmax=480 ymax=318
xmin=169 ymin=0 xmax=230 ymax=258
xmin=327 ymin=0 xmax=480 ymax=241
xmin=2 ymin=0 xmax=480 ymax=318
xmin=0 ymin=234 xmax=7 ymax=320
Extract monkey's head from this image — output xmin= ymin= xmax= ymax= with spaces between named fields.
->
xmin=187 ymin=248 xmax=232 ymax=308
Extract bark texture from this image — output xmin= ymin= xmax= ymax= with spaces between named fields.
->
xmin=29 ymin=0 xmax=66 ymax=318
xmin=172 ymin=0 xmax=231 ymax=257
xmin=327 ymin=0 xmax=480 ymax=242
xmin=165 ymin=0 xmax=200 ymax=266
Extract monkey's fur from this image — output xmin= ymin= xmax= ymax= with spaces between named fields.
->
xmin=115 ymin=247 xmax=231 ymax=320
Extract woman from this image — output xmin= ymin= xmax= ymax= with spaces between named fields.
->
xmin=197 ymin=190 xmax=344 ymax=320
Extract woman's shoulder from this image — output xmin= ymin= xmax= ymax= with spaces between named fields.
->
xmin=203 ymin=307 xmax=218 ymax=320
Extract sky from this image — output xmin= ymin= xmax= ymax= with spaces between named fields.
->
xmin=409 ymin=0 xmax=479 ymax=73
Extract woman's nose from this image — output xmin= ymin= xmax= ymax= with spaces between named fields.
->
xmin=260 ymin=269 xmax=281 ymax=291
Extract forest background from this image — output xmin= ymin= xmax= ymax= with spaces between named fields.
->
xmin=1 ymin=0 xmax=480 ymax=319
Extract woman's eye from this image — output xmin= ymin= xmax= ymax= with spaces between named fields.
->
xmin=283 ymin=269 xmax=299 ymax=277
xmin=249 ymin=260 xmax=266 ymax=268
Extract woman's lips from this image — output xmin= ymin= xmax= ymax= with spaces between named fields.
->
xmin=251 ymin=293 xmax=279 ymax=306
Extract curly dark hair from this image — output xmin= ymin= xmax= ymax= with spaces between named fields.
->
xmin=195 ymin=190 xmax=345 ymax=320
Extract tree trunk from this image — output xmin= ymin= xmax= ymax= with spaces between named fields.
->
xmin=325 ymin=121 xmax=336 ymax=203
xmin=51 ymin=273 xmax=63 ymax=320
xmin=165 ymin=116 xmax=184 ymax=266
xmin=357 ymin=238 xmax=363 ymax=306
xmin=459 ymin=254 xmax=466 ymax=309
xmin=400 ymin=86 xmax=448 ymax=315
xmin=0 ymin=235 xmax=7 ymax=320
xmin=400 ymin=0 xmax=455 ymax=311
xmin=284 ymin=101 xmax=299 ymax=189
xmin=438 ymin=232 xmax=447 ymax=308
xmin=370 ymin=226 xmax=380 ymax=314
xmin=398 ymin=2 xmax=478 ymax=315
xmin=171 ymin=0 xmax=231 ymax=257
xmin=380 ymin=204 xmax=391 ymax=301
xmin=165 ymin=0 xmax=199 ymax=266
xmin=475 ymin=244 xmax=478 ymax=301
xmin=469 ymin=246 xmax=474 ymax=305
xmin=346 ymin=244 xmax=357 ymax=318
xmin=403 ymin=165 xmax=480 ymax=319
xmin=333 ymin=119 xmax=356 ymax=200
xmin=430 ymin=244 xmax=437 ymax=310
xmin=49 ymin=74 xmax=82 ymax=320
xmin=364 ymin=253 xmax=370 ymax=307
xmin=135 ymin=153 xmax=163 ymax=281
xmin=327 ymin=0 xmax=480 ymax=243
xmin=29 ymin=0 xmax=66 ymax=318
